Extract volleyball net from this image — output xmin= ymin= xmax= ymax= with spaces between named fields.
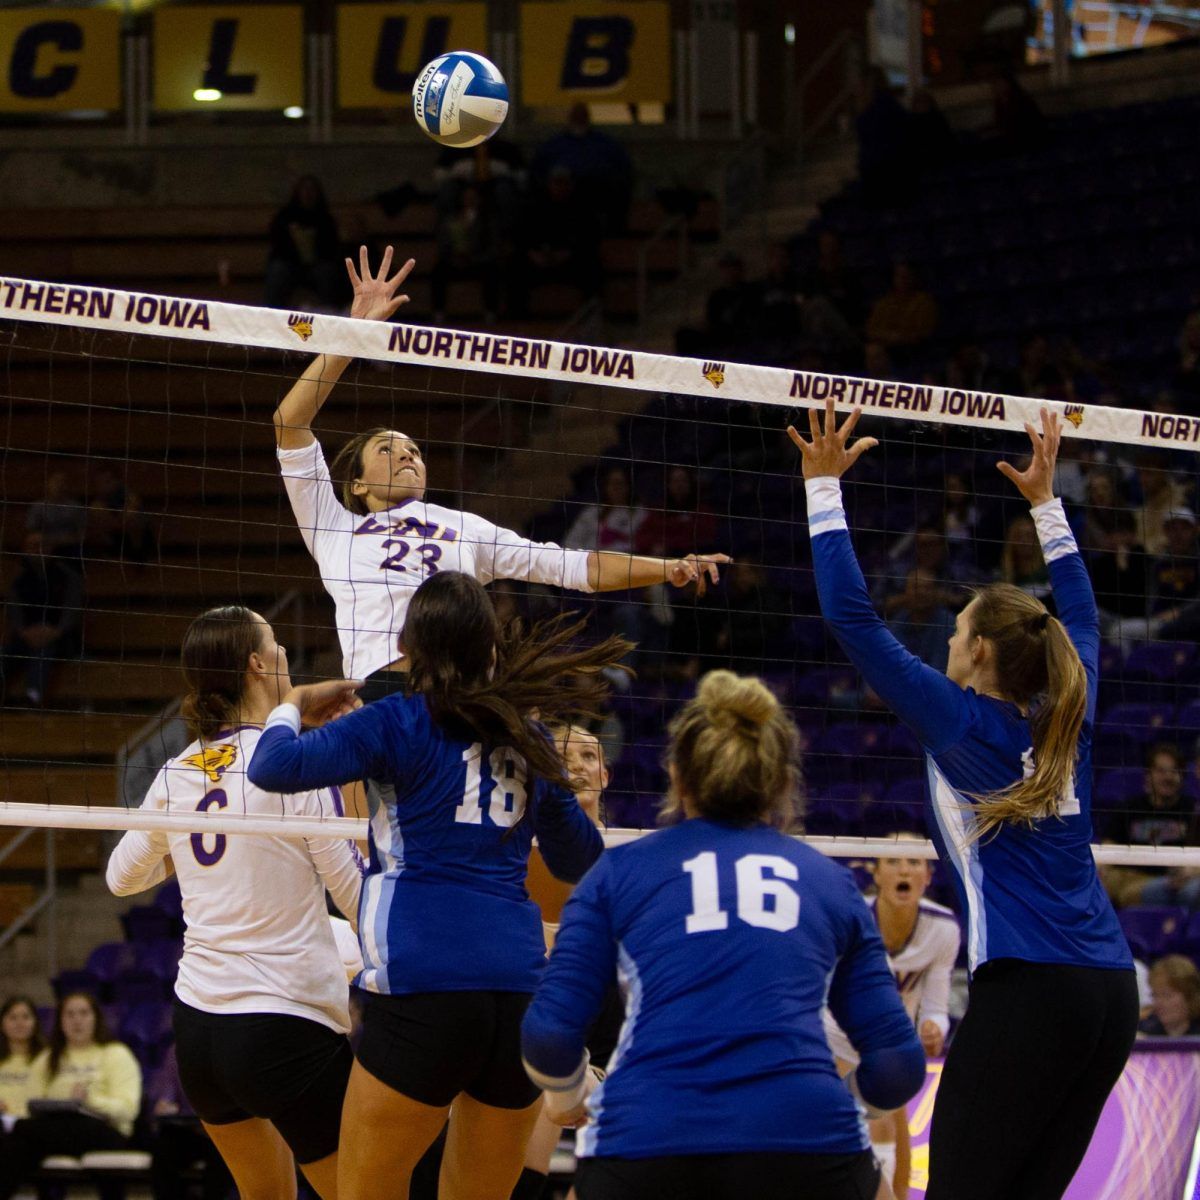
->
xmin=2 ymin=276 xmax=1199 ymax=870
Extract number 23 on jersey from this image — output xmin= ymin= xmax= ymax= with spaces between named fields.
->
xmin=683 ymin=851 xmax=800 ymax=933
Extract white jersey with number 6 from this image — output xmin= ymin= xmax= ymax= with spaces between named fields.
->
xmin=278 ymin=439 xmax=594 ymax=680
xmin=106 ymin=725 xmax=363 ymax=1034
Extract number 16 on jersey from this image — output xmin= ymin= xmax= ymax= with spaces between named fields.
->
xmin=683 ymin=851 xmax=800 ymax=933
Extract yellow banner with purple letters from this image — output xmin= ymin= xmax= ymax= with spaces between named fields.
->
xmin=0 ymin=8 xmax=120 ymax=113
xmin=153 ymin=5 xmax=304 ymax=111
xmin=519 ymin=1 xmax=671 ymax=105
xmin=336 ymin=4 xmax=488 ymax=109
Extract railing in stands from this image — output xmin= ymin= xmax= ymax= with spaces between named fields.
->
xmin=792 ymin=28 xmax=863 ymax=161
xmin=0 ymin=827 xmax=58 ymax=978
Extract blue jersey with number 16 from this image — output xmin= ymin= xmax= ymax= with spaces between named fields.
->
xmin=522 ymin=819 xmax=925 ymax=1159
xmin=248 ymin=694 xmax=604 ymax=996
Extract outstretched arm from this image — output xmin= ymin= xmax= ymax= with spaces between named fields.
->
xmin=997 ymin=409 xmax=1099 ymax=721
xmin=790 ymin=401 xmax=971 ymax=753
xmin=273 ymin=246 xmax=415 ymax=450
xmin=589 ymin=551 xmax=732 ymax=595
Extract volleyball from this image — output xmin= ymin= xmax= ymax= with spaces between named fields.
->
xmin=411 ymin=51 xmax=509 ymax=148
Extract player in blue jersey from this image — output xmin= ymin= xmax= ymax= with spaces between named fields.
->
xmin=246 ymin=570 xmax=626 ymax=1200
xmin=522 ymin=669 xmax=926 ymax=1200
xmin=791 ymin=400 xmax=1139 ymax=1200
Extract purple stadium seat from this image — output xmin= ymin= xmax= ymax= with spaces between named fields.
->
xmin=85 ymin=942 xmax=137 ymax=986
xmin=133 ymin=939 xmax=182 ymax=982
xmin=1176 ymin=700 xmax=1200 ymax=735
xmin=37 ymin=1006 xmax=55 ymax=1037
xmin=1094 ymin=768 xmax=1145 ymax=813
xmin=111 ymin=970 xmax=166 ymax=1008
xmin=1178 ymin=912 xmax=1200 ymax=961
xmin=806 ymin=782 xmax=884 ymax=837
xmin=1117 ymin=906 xmax=1188 ymax=961
xmin=51 ymin=969 xmax=99 ymax=1001
xmin=119 ymin=1002 xmax=174 ymax=1070
xmin=153 ymin=880 xmax=184 ymax=922
xmin=1110 ymin=643 xmax=1196 ymax=706
xmin=121 ymin=905 xmax=175 ymax=944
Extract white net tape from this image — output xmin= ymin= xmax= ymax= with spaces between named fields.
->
xmin=1 ymin=277 xmax=1196 ymax=870
xmin=0 ymin=275 xmax=1193 ymax=450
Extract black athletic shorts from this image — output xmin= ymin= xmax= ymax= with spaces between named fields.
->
xmin=575 ymin=1149 xmax=880 ymax=1200
xmin=355 ymin=988 xmax=540 ymax=1110
xmin=172 ymin=998 xmax=353 ymax=1164
xmin=359 ymin=667 xmax=411 ymax=704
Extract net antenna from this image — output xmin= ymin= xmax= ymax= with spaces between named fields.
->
xmin=1 ymin=277 xmax=1196 ymax=867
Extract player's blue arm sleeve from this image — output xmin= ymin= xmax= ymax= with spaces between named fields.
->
xmin=827 ymin=874 xmax=926 ymax=1111
xmin=522 ymin=862 xmax=618 ymax=1086
xmin=806 ymin=477 xmax=970 ymax=753
xmin=248 ymin=702 xmax=393 ymax=792
xmin=1033 ymin=498 xmax=1099 ymax=723
xmin=531 ymin=783 xmax=605 ymax=883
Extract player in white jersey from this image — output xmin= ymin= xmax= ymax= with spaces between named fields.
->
xmin=825 ymin=841 xmax=960 ymax=1200
xmin=106 ymin=605 xmax=363 ymax=1200
xmin=274 ymin=245 xmax=730 ymax=692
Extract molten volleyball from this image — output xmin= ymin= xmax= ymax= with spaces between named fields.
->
xmin=412 ymin=51 xmax=509 ymax=149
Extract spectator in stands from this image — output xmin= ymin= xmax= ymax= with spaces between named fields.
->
xmin=1000 ymin=514 xmax=1050 ymax=600
xmin=0 ymin=531 xmax=84 ymax=707
xmin=1101 ymin=744 xmax=1200 ymax=908
xmin=758 ymin=243 xmax=801 ymax=343
xmin=885 ymin=567 xmax=959 ymax=673
xmin=1139 ymin=956 xmax=1200 ymax=1037
xmin=433 ymin=138 xmax=526 ymax=236
xmin=0 ymin=992 xmax=141 ymax=1200
xmin=264 ymin=174 xmax=345 ymax=311
xmin=943 ymin=339 xmax=997 ymax=393
xmin=1175 ymin=308 xmax=1200 ymax=397
xmin=942 ymin=472 xmax=981 ymax=576
xmin=1150 ymin=509 xmax=1199 ymax=614
xmin=112 ymin=491 xmax=159 ymax=566
xmin=1076 ymin=467 xmax=1124 ymax=553
xmin=26 ymin=469 xmax=87 ymax=558
xmin=1089 ymin=509 xmax=1150 ymax=622
xmin=709 ymin=561 xmax=790 ymax=674
xmin=1135 ymin=456 xmax=1189 ymax=557
xmin=798 ymin=229 xmax=864 ymax=329
xmin=1016 ymin=333 xmax=1069 ymax=399
xmin=518 ymin=166 xmax=603 ymax=303
xmin=677 ymin=252 xmax=763 ymax=358
xmin=983 ymin=72 xmax=1047 ymax=155
xmin=147 ymin=1045 xmax=233 ymax=1200
xmin=636 ymin=466 xmax=718 ymax=560
xmin=565 ymin=464 xmax=646 ymax=554
xmin=0 ymin=996 xmax=45 ymax=1121
xmin=865 ymin=261 xmax=939 ymax=356
xmin=854 ymin=68 xmax=910 ymax=204
xmin=906 ymin=88 xmax=958 ymax=173
xmin=530 ymin=102 xmax=632 ymax=234
xmin=430 ymin=183 xmax=503 ymax=323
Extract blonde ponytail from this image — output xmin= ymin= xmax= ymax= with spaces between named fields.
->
xmin=663 ymin=670 xmax=802 ymax=828
xmin=967 ymin=586 xmax=1088 ymax=839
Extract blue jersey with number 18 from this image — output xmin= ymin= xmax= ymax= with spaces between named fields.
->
xmin=522 ymin=819 xmax=924 ymax=1159
xmin=249 ymin=694 xmax=604 ymax=995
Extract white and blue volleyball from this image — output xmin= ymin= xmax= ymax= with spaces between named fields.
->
xmin=412 ymin=51 xmax=509 ymax=148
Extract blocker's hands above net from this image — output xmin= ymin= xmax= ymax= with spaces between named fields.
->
xmin=285 ymin=679 xmax=364 ymax=727
xmin=996 ymin=407 xmax=1062 ymax=508
xmin=346 ymin=244 xmax=415 ymax=323
xmin=787 ymin=398 xmax=878 ymax=480
xmin=668 ymin=553 xmax=732 ymax=595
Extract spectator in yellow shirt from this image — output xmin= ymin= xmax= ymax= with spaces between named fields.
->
xmin=0 ymin=992 xmax=142 ymax=1200
xmin=866 ymin=261 xmax=939 ymax=354
xmin=0 ymin=996 xmax=46 ymax=1122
